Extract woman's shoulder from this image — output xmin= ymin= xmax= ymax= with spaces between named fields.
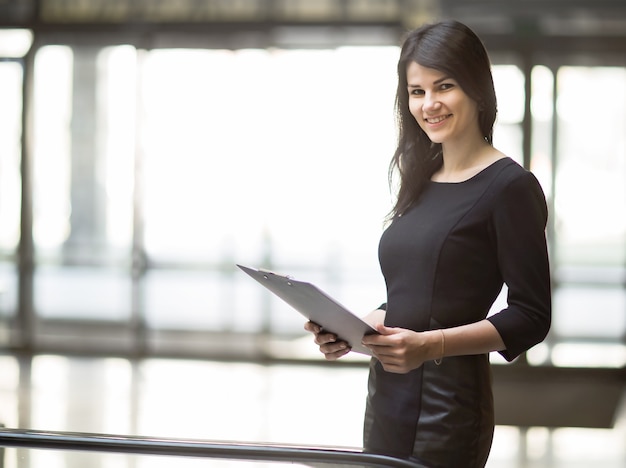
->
xmin=487 ymin=157 xmax=548 ymax=220
xmin=487 ymin=156 xmax=541 ymax=190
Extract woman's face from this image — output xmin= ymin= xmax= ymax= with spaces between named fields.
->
xmin=406 ymin=61 xmax=482 ymax=147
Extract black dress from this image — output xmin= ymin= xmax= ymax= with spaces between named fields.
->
xmin=363 ymin=157 xmax=551 ymax=467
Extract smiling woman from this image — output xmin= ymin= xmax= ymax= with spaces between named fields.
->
xmin=304 ymin=20 xmax=551 ymax=467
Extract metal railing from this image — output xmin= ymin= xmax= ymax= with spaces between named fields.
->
xmin=0 ymin=428 xmax=421 ymax=467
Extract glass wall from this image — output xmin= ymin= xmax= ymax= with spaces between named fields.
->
xmin=26 ymin=43 xmax=535 ymax=338
xmin=29 ymin=44 xmax=401 ymax=337
xmin=549 ymin=65 xmax=626 ymax=364
xmin=5 ymin=37 xmax=623 ymax=364
xmin=138 ymin=47 xmax=398 ymax=332
xmin=492 ymin=64 xmax=525 ymax=165
xmin=0 ymin=55 xmax=24 ymax=343
xmin=0 ymin=61 xmax=22 ymax=255
xmin=31 ymin=45 xmax=134 ymax=323
xmin=554 ymin=66 xmax=626 ymax=268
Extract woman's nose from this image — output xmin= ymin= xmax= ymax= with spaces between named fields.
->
xmin=423 ymin=92 xmax=441 ymax=111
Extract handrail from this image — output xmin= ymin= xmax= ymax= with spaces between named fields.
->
xmin=0 ymin=428 xmax=422 ymax=467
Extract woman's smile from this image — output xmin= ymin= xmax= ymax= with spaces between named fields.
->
xmin=406 ymin=61 xmax=481 ymax=146
xmin=425 ymin=114 xmax=452 ymax=125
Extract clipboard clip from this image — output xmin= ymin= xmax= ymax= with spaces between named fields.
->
xmin=258 ymin=268 xmax=294 ymax=283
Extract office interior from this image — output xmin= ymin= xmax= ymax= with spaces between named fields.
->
xmin=0 ymin=0 xmax=625 ymax=466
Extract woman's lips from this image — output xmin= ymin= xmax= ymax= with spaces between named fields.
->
xmin=425 ymin=114 xmax=452 ymax=124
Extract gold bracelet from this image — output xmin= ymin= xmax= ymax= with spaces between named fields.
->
xmin=434 ymin=329 xmax=445 ymax=365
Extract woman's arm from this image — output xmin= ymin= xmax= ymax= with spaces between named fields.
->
xmin=362 ymin=319 xmax=506 ymax=374
xmin=486 ymin=171 xmax=551 ymax=360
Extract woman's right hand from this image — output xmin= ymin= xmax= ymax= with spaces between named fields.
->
xmin=304 ymin=321 xmax=351 ymax=360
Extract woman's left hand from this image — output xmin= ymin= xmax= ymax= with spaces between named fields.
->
xmin=362 ymin=324 xmax=435 ymax=374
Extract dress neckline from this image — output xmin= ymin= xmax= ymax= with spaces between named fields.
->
xmin=429 ymin=157 xmax=511 ymax=185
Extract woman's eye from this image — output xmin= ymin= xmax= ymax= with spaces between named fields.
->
xmin=411 ymin=89 xmax=425 ymax=96
xmin=440 ymin=83 xmax=454 ymax=90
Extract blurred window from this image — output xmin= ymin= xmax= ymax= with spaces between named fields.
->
xmin=548 ymin=66 xmax=626 ymax=353
xmin=492 ymin=64 xmax=525 ymax=165
xmin=0 ymin=60 xmax=22 ymax=253
xmin=0 ymin=59 xmax=22 ymax=325
xmin=25 ymin=42 xmax=626 ymax=363
xmin=554 ymin=66 xmax=626 ymax=268
xmin=32 ymin=45 xmax=136 ymax=320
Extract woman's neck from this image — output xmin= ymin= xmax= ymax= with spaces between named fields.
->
xmin=432 ymin=140 xmax=504 ymax=183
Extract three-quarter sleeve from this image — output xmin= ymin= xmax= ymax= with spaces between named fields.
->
xmin=486 ymin=171 xmax=551 ymax=361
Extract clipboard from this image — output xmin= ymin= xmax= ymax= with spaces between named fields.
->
xmin=237 ymin=264 xmax=378 ymax=355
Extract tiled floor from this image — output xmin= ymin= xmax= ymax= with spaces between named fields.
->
xmin=0 ymin=353 xmax=624 ymax=467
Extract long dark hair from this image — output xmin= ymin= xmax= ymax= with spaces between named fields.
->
xmin=388 ymin=20 xmax=497 ymax=220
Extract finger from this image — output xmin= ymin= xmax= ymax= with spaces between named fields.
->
xmin=362 ymin=326 xmax=399 ymax=346
xmin=373 ymin=350 xmax=405 ymax=366
xmin=369 ymin=346 xmax=401 ymax=363
xmin=370 ymin=346 xmax=397 ymax=359
xmin=362 ymin=334 xmax=395 ymax=347
xmin=375 ymin=324 xmax=399 ymax=335
xmin=321 ymin=342 xmax=351 ymax=360
xmin=314 ymin=332 xmax=338 ymax=346
xmin=324 ymin=347 xmax=351 ymax=360
xmin=304 ymin=321 xmax=321 ymax=334
xmin=320 ymin=340 xmax=349 ymax=355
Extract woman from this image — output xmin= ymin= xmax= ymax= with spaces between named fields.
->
xmin=305 ymin=20 xmax=551 ymax=467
